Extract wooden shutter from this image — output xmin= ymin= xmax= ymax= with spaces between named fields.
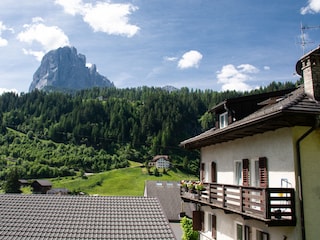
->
xmin=242 ymin=159 xmax=249 ymax=186
xmin=259 ymin=157 xmax=268 ymax=188
xmin=200 ymin=163 xmax=205 ymax=182
xmin=192 ymin=211 xmax=204 ymax=231
xmin=212 ymin=215 xmax=217 ymax=239
xmin=211 ymin=162 xmax=217 ymax=183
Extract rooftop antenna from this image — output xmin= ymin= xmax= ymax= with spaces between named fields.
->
xmin=300 ymin=22 xmax=320 ymax=54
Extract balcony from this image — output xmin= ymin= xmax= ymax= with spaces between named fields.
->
xmin=180 ymin=182 xmax=296 ymax=226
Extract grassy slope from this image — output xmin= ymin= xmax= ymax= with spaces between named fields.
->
xmin=52 ymin=162 xmax=196 ymax=196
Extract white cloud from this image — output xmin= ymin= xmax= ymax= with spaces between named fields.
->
xmin=55 ymin=0 xmax=140 ymax=37
xmin=0 ymin=37 xmax=7 ymax=47
xmin=0 ymin=21 xmax=14 ymax=47
xmin=216 ymin=64 xmax=259 ymax=91
xmin=17 ymin=17 xmax=70 ymax=60
xmin=163 ymin=56 xmax=178 ymax=62
xmin=54 ymin=0 xmax=83 ymax=16
xmin=22 ymin=49 xmax=46 ymax=61
xmin=264 ymin=66 xmax=270 ymax=70
xmin=301 ymin=0 xmax=320 ymax=14
xmin=178 ymin=50 xmax=203 ymax=69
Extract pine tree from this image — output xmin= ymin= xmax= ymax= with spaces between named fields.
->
xmin=4 ymin=167 xmax=22 ymax=193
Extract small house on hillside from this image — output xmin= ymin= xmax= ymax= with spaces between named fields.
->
xmin=149 ymin=155 xmax=171 ymax=169
xmin=18 ymin=179 xmax=29 ymax=187
xmin=31 ymin=180 xmax=52 ymax=194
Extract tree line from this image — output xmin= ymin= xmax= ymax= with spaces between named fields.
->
xmin=0 ymin=81 xmax=299 ymax=180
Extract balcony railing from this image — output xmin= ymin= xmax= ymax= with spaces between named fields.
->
xmin=180 ymin=182 xmax=296 ymax=226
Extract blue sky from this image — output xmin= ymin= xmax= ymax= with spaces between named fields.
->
xmin=0 ymin=0 xmax=319 ymax=94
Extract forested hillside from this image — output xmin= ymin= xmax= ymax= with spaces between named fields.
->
xmin=0 ymin=81 xmax=299 ymax=180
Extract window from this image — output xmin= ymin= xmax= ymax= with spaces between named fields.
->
xmin=256 ymin=230 xmax=269 ymax=240
xmin=235 ymin=161 xmax=242 ymax=185
xmin=219 ymin=112 xmax=228 ymax=128
xmin=245 ymin=226 xmax=251 ymax=240
xmin=236 ymin=223 xmax=243 ymax=240
xmin=236 ymin=223 xmax=252 ymax=240
xmin=235 ymin=158 xmax=268 ymax=187
xmin=205 ymin=213 xmax=217 ymax=239
xmin=200 ymin=163 xmax=205 ymax=182
xmin=211 ymin=214 xmax=217 ymax=239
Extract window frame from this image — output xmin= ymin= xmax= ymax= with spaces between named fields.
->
xmin=256 ymin=229 xmax=269 ymax=240
xmin=219 ymin=111 xmax=228 ymax=129
xmin=234 ymin=160 xmax=243 ymax=185
xmin=204 ymin=213 xmax=217 ymax=239
xmin=235 ymin=222 xmax=243 ymax=240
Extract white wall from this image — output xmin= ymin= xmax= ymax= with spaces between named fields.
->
xmin=199 ymin=127 xmax=301 ymax=239
xmin=201 ymin=127 xmax=296 ymax=188
xmin=200 ymin=206 xmax=297 ymax=240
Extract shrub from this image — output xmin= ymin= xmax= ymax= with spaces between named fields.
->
xmin=180 ymin=216 xmax=199 ymax=240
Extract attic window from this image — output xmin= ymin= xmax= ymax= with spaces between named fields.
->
xmin=219 ymin=112 xmax=228 ymax=129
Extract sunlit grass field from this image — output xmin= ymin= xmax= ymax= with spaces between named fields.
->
xmin=51 ymin=161 xmax=196 ymax=196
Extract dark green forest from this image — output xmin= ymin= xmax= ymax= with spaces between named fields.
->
xmin=0 ymin=81 xmax=300 ymax=180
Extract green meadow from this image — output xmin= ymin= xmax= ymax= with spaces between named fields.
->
xmin=51 ymin=162 xmax=196 ymax=196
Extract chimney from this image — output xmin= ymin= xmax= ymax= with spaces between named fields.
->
xmin=296 ymin=46 xmax=320 ymax=101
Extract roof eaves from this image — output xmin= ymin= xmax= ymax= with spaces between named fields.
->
xmin=181 ymin=87 xmax=320 ymax=149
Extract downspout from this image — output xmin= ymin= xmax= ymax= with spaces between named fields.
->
xmin=296 ymin=118 xmax=319 ymax=240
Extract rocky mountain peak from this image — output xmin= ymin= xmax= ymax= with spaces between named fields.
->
xmin=29 ymin=46 xmax=114 ymax=92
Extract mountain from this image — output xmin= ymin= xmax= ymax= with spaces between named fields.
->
xmin=161 ymin=85 xmax=179 ymax=92
xmin=29 ymin=46 xmax=114 ymax=92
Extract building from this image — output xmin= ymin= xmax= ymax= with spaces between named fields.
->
xmin=0 ymin=194 xmax=176 ymax=239
xmin=149 ymin=155 xmax=171 ymax=169
xmin=179 ymin=46 xmax=320 ymax=240
xmin=31 ymin=180 xmax=52 ymax=194
xmin=144 ymin=181 xmax=195 ymax=239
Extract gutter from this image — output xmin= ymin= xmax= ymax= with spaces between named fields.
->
xmin=296 ymin=118 xmax=319 ymax=240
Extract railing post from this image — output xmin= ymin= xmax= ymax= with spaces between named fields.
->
xmin=208 ymin=183 xmax=211 ymax=203
xmin=290 ymin=188 xmax=296 ymax=222
xmin=222 ymin=184 xmax=225 ymax=208
xmin=240 ymin=186 xmax=243 ymax=213
xmin=264 ymin=188 xmax=270 ymax=219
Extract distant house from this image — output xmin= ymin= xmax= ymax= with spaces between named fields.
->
xmin=0 ymin=195 xmax=176 ymax=240
xmin=18 ymin=179 xmax=29 ymax=187
xmin=179 ymin=46 xmax=320 ymax=240
xmin=144 ymin=181 xmax=195 ymax=240
xmin=149 ymin=155 xmax=171 ymax=169
xmin=31 ymin=180 xmax=52 ymax=194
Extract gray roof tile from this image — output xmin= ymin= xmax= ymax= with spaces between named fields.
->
xmin=145 ymin=181 xmax=195 ymax=221
xmin=0 ymin=194 xmax=176 ymax=240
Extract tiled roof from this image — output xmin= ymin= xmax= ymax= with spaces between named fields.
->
xmin=181 ymin=86 xmax=320 ymax=149
xmin=144 ymin=181 xmax=195 ymax=221
xmin=151 ymin=155 xmax=169 ymax=162
xmin=32 ymin=180 xmax=52 ymax=186
xmin=0 ymin=194 xmax=176 ymax=240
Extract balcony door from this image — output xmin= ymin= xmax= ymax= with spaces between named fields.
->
xmin=240 ymin=157 xmax=268 ymax=187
